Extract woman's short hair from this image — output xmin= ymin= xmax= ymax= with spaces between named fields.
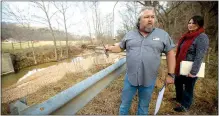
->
xmin=189 ymin=15 xmax=204 ymax=27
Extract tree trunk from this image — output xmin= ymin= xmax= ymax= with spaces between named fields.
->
xmin=28 ymin=41 xmax=30 ymax=48
xmin=31 ymin=40 xmax=37 ymax=64
xmin=63 ymin=14 xmax=69 ymax=58
xmin=41 ymin=1 xmax=58 ymax=61
xmin=46 ymin=15 xmax=57 ymax=61
xmin=11 ymin=42 xmax=14 ymax=50
xmin=19 ymin=41 xmax=22 ymax=49
xmin=206 ymin=47 xmax=211 ymax=64
xmin=165 ymin=21 xmax=170 ymax=34
xmin=60 ymin=41 xmax=63 ymax=58
xmin=50 ymin=29 xmax=58 ymax=61
xmin=89 ymin=32 xmax=93 ymax=44
xmin=214 ymin=31 xmax=218 ymax=53
xmin=174 ymin=17 xmax=177 ymax=28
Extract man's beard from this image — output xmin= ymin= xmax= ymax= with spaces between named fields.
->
xmin=144 ymin=24 xmax=154 ymax=33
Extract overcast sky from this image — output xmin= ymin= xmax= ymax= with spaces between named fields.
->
xmin=2 ymin=1 xmax=128 ymax=37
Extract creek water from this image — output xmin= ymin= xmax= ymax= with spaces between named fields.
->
xmin=1 ymin=59 xmax=72 ymax=88
xmin=1 ymin=52 xmax=100 ymax=89
xmin=1 ymin=52 xmax=113 ymax=89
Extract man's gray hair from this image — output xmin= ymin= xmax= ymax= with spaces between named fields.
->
xmin=138 ymin=6 xmax=155 ymax=19
xmin=136 ymin=6 xmax=156 ymax=29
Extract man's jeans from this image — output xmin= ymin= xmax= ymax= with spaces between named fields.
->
xmin=119 ymin=74 xmax=155 ymax=115
xmin=175 ymin=75 xmax=198 ymax=109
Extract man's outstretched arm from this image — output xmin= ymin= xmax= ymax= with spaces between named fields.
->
xmin=105 ymin=43 xmax=123 ymax=53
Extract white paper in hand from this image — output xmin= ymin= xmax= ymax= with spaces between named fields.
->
xmin=180 ymin=61 xmax=205 ymax=78
xmin=154 ymin=85 xmax=166 ymax=115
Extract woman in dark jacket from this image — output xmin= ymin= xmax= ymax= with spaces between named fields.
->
xmin=174 ymin=15 xmax=209 ymax=112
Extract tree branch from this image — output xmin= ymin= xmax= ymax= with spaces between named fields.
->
xmin=166 ymin=2 xmax=183 ymax=14
xmin=30 ymin=19 xmax=49 ymax=26
xmin=49 ymin=10 xmax=58 ymax=20
xmin=156 ymin=9 xmax=166 ymax=23
xmin=158 ymin=4 xmax=167 ymax=16
xmin=32 ymin=15 xmax=47 ymax=22
xmin=136 ymin=1 xmax=145 ymax=6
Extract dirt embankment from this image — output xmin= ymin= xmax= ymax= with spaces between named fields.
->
xmin=9 ymin=46 xmax=83 ymax=71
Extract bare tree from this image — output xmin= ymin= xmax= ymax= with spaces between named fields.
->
xmin=81 ymin=2 xmax=113 ymax=43
xmin=92 ymin=1 xmax=103 ymax=39
xmin=32 ymin=1 xmax=58 ymax=61
xmin=2 ymin=3 xmax=23 ymax=50
xmin=112 ymin=1 xmax=119 ymax=40
xmin=81 ymin=2 xmax=93 ymax=43
xmin=119 ymin=2 xmax=141 ymax=32
xmin=103 ymin=13 xmax=113 ymax=38
xmin=158 ymin=1 xmax=183 ymax=33
xmin=53 ymin=1 xmax=73 ymax=58
xmin=55 ymin=19 xmax=63 ymax=59
xmin=199 ymin=1 xmax=218 ymax=53
xmin=137 ymin=1 xmax=159 ymax=7
xmin=2 ymin=2 xmax=37 ymax=64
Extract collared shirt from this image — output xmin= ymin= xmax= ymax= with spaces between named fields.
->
xmin=119 ymin=28 xmax=175 ymax=87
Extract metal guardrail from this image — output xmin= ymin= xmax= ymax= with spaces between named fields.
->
xmin=12 ymin=58 xmax=126 ymax=115
xmin=52 ymin=62 xmax=126 ymax=115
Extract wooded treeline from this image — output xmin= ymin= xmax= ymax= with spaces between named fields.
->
xmin=1 ymin=22 xmax=76 ymax=41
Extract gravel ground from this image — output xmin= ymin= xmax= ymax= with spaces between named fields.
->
xmin=76 ymin=61 xmax=218 ymax=115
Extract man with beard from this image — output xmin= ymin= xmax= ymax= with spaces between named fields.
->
xmin=105 ymin=6 xmax=176 ymax=115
